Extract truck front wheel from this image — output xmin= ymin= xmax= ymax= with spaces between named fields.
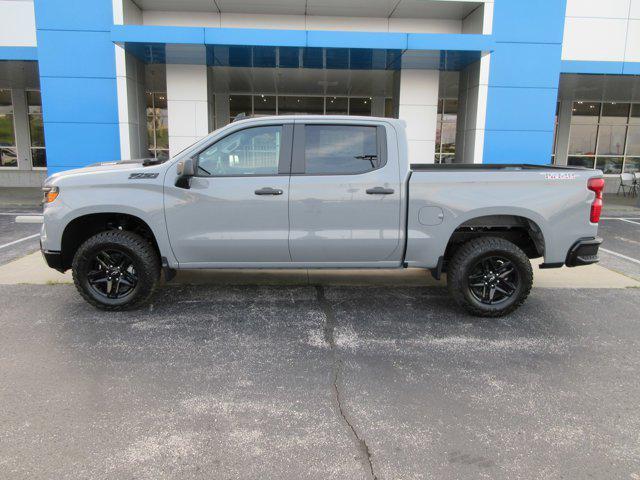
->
xmin=446 ymin=237 xmax=533 ymax=317
xmin=72 ymin=230 xmax=160 ymax=311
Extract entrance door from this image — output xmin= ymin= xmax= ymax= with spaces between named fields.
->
xmin=288 ymin=122 xmax=403 ymax=265
xmin=164 ymin=123 xmax=293 ymax=266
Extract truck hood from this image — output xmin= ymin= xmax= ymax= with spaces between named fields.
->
xmin=44 ymin=158 xmax=167 ymax=185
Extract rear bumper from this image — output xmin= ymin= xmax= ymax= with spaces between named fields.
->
xmin=565 ymin=237 xmax=603 ymax=267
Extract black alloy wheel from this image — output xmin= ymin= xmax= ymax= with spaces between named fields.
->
xmin=467 ymin=256 xmax=519 ymax=305
xmin=86 ymin=249 xmax=138 ymax=300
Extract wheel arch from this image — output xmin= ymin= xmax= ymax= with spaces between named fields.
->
xmin=60 ymin=212 xmax=161 ymax=271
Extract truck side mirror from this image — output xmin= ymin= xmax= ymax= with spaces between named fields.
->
xmin=175 ymin=158 xmax=195 ymax=189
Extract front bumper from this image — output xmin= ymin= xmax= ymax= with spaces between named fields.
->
xmin=40 ymin=243 xmax=65 ymax=272
xmin=566 ymin=237 xmax=603 ymax=267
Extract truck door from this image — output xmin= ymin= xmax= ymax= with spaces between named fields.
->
xmin=164 ymin=123 xmax=293 ymax=266
xmin=288 ymin=122 xmax=402 ymax=264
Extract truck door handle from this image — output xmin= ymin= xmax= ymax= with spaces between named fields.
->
xmin=254 ymin=187 xmax=283 ymax=196
xmin=366 ymin=187 xmax=395 ymax=195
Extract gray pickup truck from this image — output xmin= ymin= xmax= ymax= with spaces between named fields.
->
xmin=40 ymin=116 xmax=604 ymax=316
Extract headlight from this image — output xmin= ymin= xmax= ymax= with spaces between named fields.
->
xmin=42 ymin=186 xmax=59 ymax=204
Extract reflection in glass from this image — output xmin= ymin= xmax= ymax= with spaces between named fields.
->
xmin=630 ymin=104 xmax=640 ymax=125
xmin=29 ymin=114 xmax=45 ymax=147
xmin=596 ymin=156 xmax=623 ymax=174
xmin=569 ymin=124 xmax=597 ymax=155
xmin=571 ymin=101 xmax=600 ymax=121
xmin=627 ymin=126 xmax=640 ymax=156
xmin=278 ymin=96 xmax=323 ymax=115
xmin=441 ymin=122 xmax=456 ymax=153
xmin=197 ymin=126 xmax=281 ymax=176
xmin=325 ymin=97 xmax=348 ymax=115
xmin=253 ymin=95 xmax=276 ymax=116
xmin=0 ymin=148 xmax=17 ymax=167
xmin=304 ymin=125 xmax=378 ymax=175
xmin=600 ymin=102 xmax=629 ymax=124
xmin=596 ymin=125 xmax=626 ymax=155
xmin=229 ymin=95 xmax=252 ymax=120
xmin=0 ymin=114 xmax=16 ymax=146
xmin=567 ymin=156 xmax=595 ymax=168
xmin=623 ymin=157 xmax=640 ymax=173
xmin=31 ymin=149 xmax=46 ymax=168
xmin=349 ymin=98 xmax=371 ymax=116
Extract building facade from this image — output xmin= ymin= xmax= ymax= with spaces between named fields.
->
xmin=0 ymin=0 xmax=639 ymax=192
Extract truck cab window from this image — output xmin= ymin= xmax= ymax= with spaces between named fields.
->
xmin=197 ymin=125 xmax=281 ymax=176
xmin=304 ymin=125 xmax=379 ymax=174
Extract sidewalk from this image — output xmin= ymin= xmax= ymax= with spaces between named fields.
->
xmin=0 ymin=187 xmax=42 ymax=208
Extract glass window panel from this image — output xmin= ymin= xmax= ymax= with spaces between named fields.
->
xmin=600 ymin=102 xmax=630 ymax=124
xmin=26 ymin=90 xmax=42 ymax=114
xmin=626 ymin=125 xmax=640 ymax=156
xmin=435 ymin=120 xmax=442 ymax=153
xmin=0 ymin=114 xmax=16 ymax=146
xmin=0 ymin=148 xmax=17 ymax=167
xmin=349 ymin=97 xmax=371 ymax=116
xmin=146 ymin=116 xmax=155 ymax=149
xmin=253 ymin=95 xmax=276 ymax=116
xmin=567 ymin=156 xmax=595 ymax=168
xmin=153 ymin=92 xmax=167 ymax=111
xmin=154 ymin=114 xmax=169 ymax=149
xmin=442 ymin=99 xmax=457 ymax=122
xmin=630 ymin=104 xmax=640 ymax=125
xmin=439 ymin=154 xmax=455 ymax=164
xmin=155 ymin=150 xmax=170 ymax=161
xmin=229 ymin=95 xmax=252 ymax=119
xmin=326 ymin=97 xmax=348 ymax=115
xmin=0 ymin=90 xmax=12 ymax=115
xmin=596 ymin=156 xmax=623 ymax=174
xmin=279 ymin=96 xmax=323 ymax=115
xmin=571 ymin=101 xmax=600 ymax=124
xmin=145 ymin=92 xmax=154 ymax=115
xmin=596 ymin=125 xmax=626 ymax=155
xmin=623 ymin=157 xmax=640 ymax=173
xmin=384 ymin=98 xmax=394 ymax=118
xmin=568 ymin=124 xmax=597 ymax=155
xmin=304 ymin=125 xmax=379 ymax=175
xmin=29 ymin=114 xmax=45 ymax=147
xmin=437 ymin=99 xmax=443 ymax=117
xmin=31 ymin=148 xmax=46 ymax=168
xmin=197 ymin=125 xmax=281 ymax=176
xmin=440 ymin=122 xmax=456 ymax=153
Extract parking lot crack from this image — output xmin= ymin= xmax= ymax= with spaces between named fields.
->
xmin=315 ymin=286 xmax=377 ymax=480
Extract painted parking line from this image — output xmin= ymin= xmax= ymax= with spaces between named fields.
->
xmin=600 ymin=247 xmax=640 ymax=266
xmin=0 ymin=234 xmax=40 ymax=251
xmin=0 ymin=212 xmax=41 ymax=216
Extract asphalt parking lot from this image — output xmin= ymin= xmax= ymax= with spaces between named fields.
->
xmin=1 ymin=200 xmax=640 ymax=479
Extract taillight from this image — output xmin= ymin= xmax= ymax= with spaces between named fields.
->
xmin=587 ymin=177 xmax=605 ymax=223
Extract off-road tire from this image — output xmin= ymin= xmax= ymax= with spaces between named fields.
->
xmin=447 ymin=236 xmax=533 ymax=317
xmin=72 ymin=230 xmax=160 ymax=311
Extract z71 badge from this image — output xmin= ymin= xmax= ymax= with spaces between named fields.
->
xmin=541 ymin=172 xmax=576 ymax=180
xmin=129 ymin=173 xmax=159 ymax=179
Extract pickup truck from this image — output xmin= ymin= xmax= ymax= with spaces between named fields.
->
xmin=40 ymin=115 xmax=604 ymax=317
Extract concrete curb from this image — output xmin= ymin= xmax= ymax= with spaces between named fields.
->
xmin=0 ymin=252 xmax=638 ymax=289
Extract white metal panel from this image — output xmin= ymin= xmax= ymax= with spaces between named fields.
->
xmin=216 ymin=0 xmax=306 ymax=15
xmin=220 ymin=13 xmax=305 ymax=29
xmin=306 ymin=0 xmax=395 ymax=17
xmin=0 ymin=0 xmax=36 ymax=47
xmin=306 ymin=15 xmax=389 ymax=32
xmin=561 ymin=17 xmax=628 ymax=61
xmin=625 ymin=19 xmax=640 ymax=62
xmin=631 ymin=0 xmax=640 ymax=18
xmin=143 ymin=11 xmax=220 ymax=26
xmin=388 ymin=18 xmax=461 ymax=33
xmin=565 ymin=0 xmax=630 ymax=19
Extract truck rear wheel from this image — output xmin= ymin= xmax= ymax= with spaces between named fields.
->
xmin=446 ymin=237 xmax=533 ymax=317
xmin=72 ymin=230 xmax=160 ymax=311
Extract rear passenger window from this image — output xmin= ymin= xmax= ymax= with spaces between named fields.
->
xmin=304 ymin=125 xmax=380 ymax=175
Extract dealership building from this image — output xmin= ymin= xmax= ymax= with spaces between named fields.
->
xmin=0 ymin=0 xmax=639 ymax=191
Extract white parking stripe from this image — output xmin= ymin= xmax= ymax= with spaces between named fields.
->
xmin=616 ymin=218 xmax=640 ymax=226
xmin=600 ymin=248 xmax=640 ymax=266
xmin=0 ymin=234 xmax=40 ymax=250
